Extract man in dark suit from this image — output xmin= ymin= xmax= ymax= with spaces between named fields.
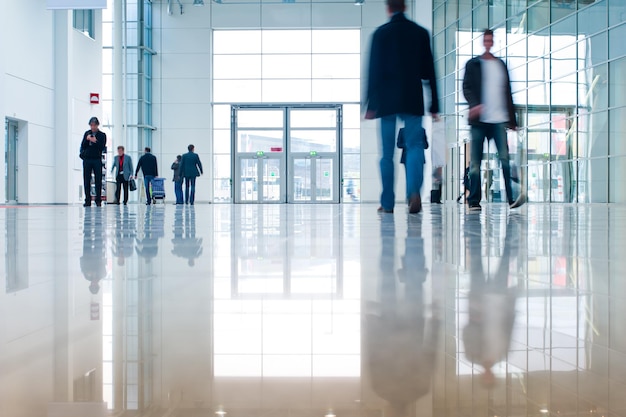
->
xmin=110 ymin=145 xmax=134 ymax=205
xmin=179 ymin=144 xmax=203 ymax=205
xmin=80 ymin=117 xmax=107 ymax=207
xmin=366 ymin=0 xmax=439 ymax=214
xmin=134 ymin=147 xmax=159 ymax=205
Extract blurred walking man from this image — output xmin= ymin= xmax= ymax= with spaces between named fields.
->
xmin=365 ymin=0 xmax=439 ymax=214
xmin=463 ymin=29 xmax=525 ymax=211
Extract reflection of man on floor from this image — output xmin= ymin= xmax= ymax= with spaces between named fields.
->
xmin=135 ymin=207 xmax=165 ymax=262
xmin=365 ymin=216 xmax=440 ymax=417
xmin=112 ymin=208 xmax=136 ymax=266
xmin=171 ymin=207 xmax=203 ymax=267
xmin=80 ymin=210 xmax=107 ymax=294
xmin=462 ymin=216 xmax=518 ymax=387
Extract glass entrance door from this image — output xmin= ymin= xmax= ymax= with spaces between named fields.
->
xmin=236 ymin=153 xmax=284 ymax=203
xmin=232 ymin=105 xmax=342 ymax=204
xmin=289 ymin=154 xmax=338 ymax=202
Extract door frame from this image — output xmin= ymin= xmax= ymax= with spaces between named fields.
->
xmin=5 ymin=118 xmax=19 ymax=203
xmin=234 ymin=152 xmax=285 ymax=204
xmin=231 ymin=103 xmax=343 ymax=204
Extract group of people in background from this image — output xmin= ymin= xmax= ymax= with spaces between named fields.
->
xmin=82 ymin=119 xmax=203 ymax=206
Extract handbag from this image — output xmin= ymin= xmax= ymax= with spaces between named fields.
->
xmin=129 ymin=178 xmax=137 ymax=192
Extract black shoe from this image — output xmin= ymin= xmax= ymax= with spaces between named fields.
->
xmin=468 ymin=203 xmax=482 ymax=211
xmin=409 ymin=195 xmax=422 ymax=214
xmin=83 ymin=203 xmax=91 ymax=207
xmin=377 ymin=206 xmax=393 ymax=214
xmin=123 ymin=202 xmax=127 ymax=206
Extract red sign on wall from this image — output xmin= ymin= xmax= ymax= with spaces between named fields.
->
xmin=90 ymin=93 xmax=100 ymax=104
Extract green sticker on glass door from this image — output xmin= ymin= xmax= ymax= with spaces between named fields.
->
xmin=324 ymin=171 xmax=329 ymax=177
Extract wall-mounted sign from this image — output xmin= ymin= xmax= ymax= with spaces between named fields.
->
xmin=90 ymin=93 xmax=100 ymax=104
xmin=270 ymin=147 xmax=283 ymax=152
xmin=256 ymin=151 xmax=265 ymax=157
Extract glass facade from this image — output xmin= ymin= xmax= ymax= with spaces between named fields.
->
xmin=434 ymin=0 xmax=626 ymax=203
xmin=102 ymin=0 xmax=155 ymax=178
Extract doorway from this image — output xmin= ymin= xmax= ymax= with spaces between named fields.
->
xmin=232 ymin=104 xmax=342 ymax=204
xmin=5 ymin=119 xmax=18 ymax=203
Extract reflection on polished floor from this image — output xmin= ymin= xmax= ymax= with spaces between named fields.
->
xmin=1 ymin=203 xmax=626 ymax=417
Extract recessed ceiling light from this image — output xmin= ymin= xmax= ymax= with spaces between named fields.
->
xmin=540 ymin=409 xmax=549 ymax=414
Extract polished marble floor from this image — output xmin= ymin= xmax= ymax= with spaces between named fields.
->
xmin=1 ymin=202 xmax=625 ymax=417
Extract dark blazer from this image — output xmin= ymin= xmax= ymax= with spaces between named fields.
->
xmin=462 ymin=56 xmax=517 ymax=128
xmin=171 ymin=161 xmax=182 ymax=183
xmin=135 ymin=153 xmax=158 ymax=177
xmin=111 ymin=154 xmax=134 ymax=181
xmin=80 ymin=130 xmax=106 ymax=160
xmin=180 ymin=152 xmax=203 ymax=178
xmin=366 ymin=13 xmax=439 ymax=118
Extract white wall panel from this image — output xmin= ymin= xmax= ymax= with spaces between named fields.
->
xmin=211 ymin=3 xmax=262 ymax=28
xmin=261 ymin=4 xmax=312 ymax=28
xmin=312 ymin=3 xmax=362 ymax=28
xmin=160 ymin=28 xmax=212 ymax=54
xmin=161 ymin=103 xmax=213 ymax=129
xmin=161 ymin=78 xmax=211 ymax=104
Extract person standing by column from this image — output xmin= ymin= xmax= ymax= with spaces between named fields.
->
xmin=463 ymin=29 xmax=525 ymax=211
xmin=80 ymin=117 xmax=107 ymax=207
xmin=171 ymin=155 xmax=184 ymax=205
xmin=134 ymin=147 xmax=159 ymax=205
xmin=111 ymin=146 xmax=133 ymax=205
xmin=365 ymin=0 xmax=440 ymax=214
xmin=180 ymin=144 xmax=203 ymax=205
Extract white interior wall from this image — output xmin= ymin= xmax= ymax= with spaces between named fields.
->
xmin=1 ymin=1 xmax=102 ymax=204
xmin=152 ymin=0 xmax=433 ymax=204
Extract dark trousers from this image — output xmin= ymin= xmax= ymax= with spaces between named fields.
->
xmin=184 ymin=177 xmax=197 ymax=204
xmin=468 ymin=123 xmax=514 ymax=205
xmin=174 ymin=181 xmax=184 ymax=204
xmin=144 ymin=175 xmax=155 ymax=204
xmin=83 ymin=158 xmax=102 ymax=204
xmin=115 ymin=174 xmax=129 ymax=204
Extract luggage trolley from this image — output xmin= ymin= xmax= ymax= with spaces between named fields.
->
xmin=150 ymin=177 xmax=166 ymax=204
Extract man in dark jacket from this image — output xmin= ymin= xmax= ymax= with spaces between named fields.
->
xmin=462 ymin=29 xmax=525 ymax=211
xmin=179 ymin=144 xmax=203 ymax=205
xmin=366 ymin=0 xmax=439 ymax=214
xmin=134 ymin=147 xmax=159 ymax=205
xmin=80 ymin=117 xmax=107 ymax=207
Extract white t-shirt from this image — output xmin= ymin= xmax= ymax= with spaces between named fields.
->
xmin=480 ymin=58 xmax=509 ymax=124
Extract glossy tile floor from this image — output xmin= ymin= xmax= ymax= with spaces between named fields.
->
xmin=1 ymin=203 xmax=625 ymax=417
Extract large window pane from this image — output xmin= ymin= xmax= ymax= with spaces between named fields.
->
xmin=238 ymin=110 xmax=284 ymax=129
xmin=312 ymin=30 xmax=360 ymax=54
xmin=262 ymin=55 xmax=312 ymax=79
xmin=262 ymin=80 xmax=312 ymax=102
xmin=213 ymin=55 xmax=262 ymax=79
xmin=262 ymin=30 xmax=312 ymax=54
xmin=213 ymin=30 xmax=262 ymax=54
xmin=312 ymin=54 xmax=360 ymax=79
xmin=290 ymin=110 xmax=337 ymax=128
xmin=312 ymin=79 xmax=360 ymax=102
xmin=214 ymin=80 xmax=262 ymax=102
xmin=213 ymin=129 xmax=231 ymax=154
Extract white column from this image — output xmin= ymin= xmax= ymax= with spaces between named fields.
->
xmin=113 ymin=0 xmax=124 ymax=149
xmin=54 ymin=11 xmax=73 ymax=204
